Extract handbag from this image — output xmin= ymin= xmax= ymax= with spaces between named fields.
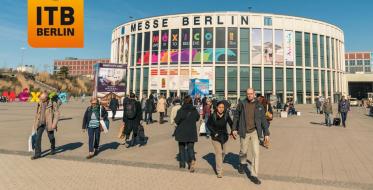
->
xmin=199 ymin=122 xmax=206 ymax=134
xmin=99 ymin=120 xmax=109 ymax=133
xmin=28 ymin=131 xmax=37 ymax=152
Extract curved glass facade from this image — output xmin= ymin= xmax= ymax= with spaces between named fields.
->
xmin=111 ymin=12 xmax=345 ymax=104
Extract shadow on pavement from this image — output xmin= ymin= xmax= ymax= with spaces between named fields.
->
xmin=41 ymin=142 xmax=83 ymax=157
xmin=59 ymin=117 xmax=73 ymax=121
xmin=98 ymin=142 xmax=120 ymax=154
xmin=202 ymin=153 xmax=217 ymax=174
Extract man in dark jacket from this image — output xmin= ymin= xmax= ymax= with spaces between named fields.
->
xmin=122 ymin=93 xmax=142 ymax=147
xmin=232 ymin=88 xmax=269 ymax=185
xmin=145 ymin=94 xmax=155 ymax=124
xmin=338 ymin=96 xmax=350 ymax=128
xmin=109 ymin=95 xmax=119 ymax=121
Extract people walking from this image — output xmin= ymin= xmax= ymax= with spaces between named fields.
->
xmin=232 ymin=88 xmax=270 ymax=185
xmin=170 ymin=98 xmax=182 ymax=129
xmin=323 ymin=98 xmax=333 ymax=127
xmin=202 ymin=98 xmax=213 ymax=137
xmin=157 ymin=95 xmax=167 ymax=124
xmin=122 ymin=93 xmax=142 ymax=147
xmin=338 ymin=96 xmax=350 ymax=128
xmin=82 ymin=98 xmax=108 ymax=159
xmin=316 ymin=97 xmax=322 ymax=114
xmin=174 ymin=96 xmax=200 ymax=172
xmin=31 ymin=92 xmax=60 ymax=160
xmin=258 ymin=95 xmax=272 ymax=148
xmin=109 ymin=95 xmax=119 ymax=121
xmin=141 ymin=94 xmax=148 ymax=122
xmin=145 ymin=94 xmax=155 ymax=124
xmin=206 ymin=101 xmax=234 ymax=178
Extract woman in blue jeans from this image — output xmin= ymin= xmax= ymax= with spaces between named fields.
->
xmin=82 ymin=98 xmax=108 ymax=159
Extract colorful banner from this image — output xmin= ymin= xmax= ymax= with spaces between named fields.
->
xmin=275 ymin=30 xmax=284 ymax=65
xmin=284 ymin=30 xmax=294 ymax=66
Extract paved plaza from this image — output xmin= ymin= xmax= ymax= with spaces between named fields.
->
xmin=0 ymin=101 xmax=373 ymax=190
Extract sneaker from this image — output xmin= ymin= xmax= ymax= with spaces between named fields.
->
xmin=50 ymin=149 xmax=56 ymax=155
xmin=217 ymin=173 xmax=223 ymax=178
xmin=250 ymin=176 xmax=261 ymax=185
xmin=238 ymin=164 xmax=245 ymax=174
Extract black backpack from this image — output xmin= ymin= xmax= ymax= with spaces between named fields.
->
xmin=124 ymin=100 xmax=137 ymax=119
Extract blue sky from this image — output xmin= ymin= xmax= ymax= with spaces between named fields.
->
xmin=0 ymin=0 xmax=372 ymax=72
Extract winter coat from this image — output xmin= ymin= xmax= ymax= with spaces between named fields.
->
xmin=157 ymin=97 xmax=166 ymax=113
xmin=33 ymin=100 xmax=60 ymax=132
xmin=323 ymin=102 xmax=333 ymax=114
xmin=109 ymin=98 xmax=119 ymax=110
xmin=207 ymin=111 xmax=233 ymax=143
xmin=82 ymin=105 xmax=108 ymax=129
xmin=233 ymin=98 xmax=269 ymax=138
xmin=338 ymin=100 xmax=350 ymax=113
xmin=174 ymin=104 xmax=200 ymax=142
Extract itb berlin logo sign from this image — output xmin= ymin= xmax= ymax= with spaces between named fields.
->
xmin=28 ymin=0 xmax=84 ymax=48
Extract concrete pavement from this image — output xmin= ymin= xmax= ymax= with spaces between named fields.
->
xmin=0 ymin=101 xmax=372 ymax=189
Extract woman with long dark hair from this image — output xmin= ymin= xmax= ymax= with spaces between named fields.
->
xmin=174 ymin=95 xmax=200 ymax=172
xmin=206 ymin=101 xmax=234 ymax=178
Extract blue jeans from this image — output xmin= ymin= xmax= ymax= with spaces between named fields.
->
xmin=316 ymin=107 xmax=320 ymax=114
xmin=340 ymin=112 xmax=348 ymax=127
xmin=88 ymin=127 xmax=100 ymax=152
xmin=178 ymin=142 xmax=195 ymax=165
xmin=324 ymin=113 xmax=332 ymax=126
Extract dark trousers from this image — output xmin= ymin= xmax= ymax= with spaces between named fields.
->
xmin=88 ymin=127 xmax=100 ymax=152
xmin=111 ymin=109 xmax=117 ymax=119
xmin=316 ymin=107 xmax=320 ymax=114
xmin=145 ymin=112 xmax=153 ymax=124
xmin=341 ymin=112 xmax=348 ymax=127
xmin=160 ymin=112 xmax=165 ymax=123
xmin=34 ymin=124 xmax=55 ymax=156
xmin=178 ymin=142 xmax=195 ymax=165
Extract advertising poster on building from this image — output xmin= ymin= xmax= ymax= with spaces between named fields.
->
xmin=95 ymin=63 xmax=127 ymax=98
xmin=284 ymin=30 xmax=294 ymax=66
xmin=228 ymin=28 xmax=238 ymax=63
xmin=252 ymin=28 xmax=262 ymax=65
xmin=189 ymin=79 xmax=209 ymax=96
xmin=275 ymin=30 xmax=284 ymax=65
xmin=191 ymin=67 xmax=213 ymax=90
xmin=264 ymin=29 xmax=273 ymax=65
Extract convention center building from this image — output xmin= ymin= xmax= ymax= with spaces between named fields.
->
xmin=111 ymin=12 xmax=345 ymax=104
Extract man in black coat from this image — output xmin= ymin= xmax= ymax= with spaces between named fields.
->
xmin=122 ymin=93 xmax=142 ymax=148
xmin=109 ymin=95 xmax=119 ymax=120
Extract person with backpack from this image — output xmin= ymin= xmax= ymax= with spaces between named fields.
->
xmin=82 ymin=98 xmax=108 ymax=159
xmin=122 ymin=93 xmax=142 ymax=147
xmin=323 ymin=98 xmax=333 ymax=127
xmin=206 ymin=101 xmax=234 ymax=178
xmin=31 ymin=92 xmax=60 ymax=160
xmin=109 ymin=95 xmax=119 ymax=121
xmin=338 ymin=96 xmax=350 ymax=128
xmin=174 ymin=95 xmax=200 ymax=172
xmin=157 ymin=95 xmax=167 ymax=124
